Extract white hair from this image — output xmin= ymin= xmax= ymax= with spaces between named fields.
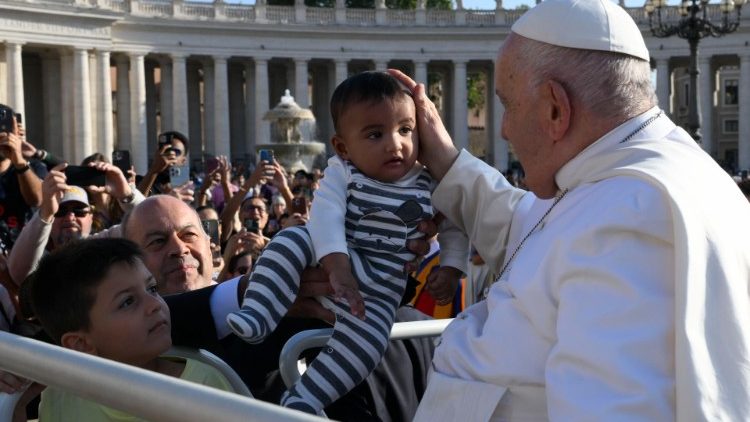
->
xmin=515 ymin=37 xmax=657 ymax=121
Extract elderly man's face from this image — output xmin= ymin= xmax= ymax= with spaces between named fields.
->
xmin=126 ymin=196 xmax=213 ymax=295
xmin=495 ymin=36 xmax=559 ymax=198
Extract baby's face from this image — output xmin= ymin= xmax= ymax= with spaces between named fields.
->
xmin=83 ymin=260 xmax=172 ymax=367
xmin=332 ymin=95 xmax=419 ymax=183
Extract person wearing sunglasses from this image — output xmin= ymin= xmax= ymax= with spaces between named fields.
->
xmin=6 ymin=162 xmax=144 ymax=287
xmin=138 ymin=130 xmax=190 ymax=197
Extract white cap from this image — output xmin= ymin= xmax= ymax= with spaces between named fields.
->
xmin=511 ymin=0 xmax=650 ymax=62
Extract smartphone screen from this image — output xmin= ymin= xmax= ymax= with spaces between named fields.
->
xmin=169 ymin=163 xmax=190 ymax=187
xmin=65 ymin=166 xmax=106 ymax=187
xmin=112 ymin=150 xmax=131 ymax=175
xmin=201 ymin=219 xmax=220 ymax=245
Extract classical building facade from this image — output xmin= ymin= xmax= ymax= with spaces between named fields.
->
xmin=1 ymin=0 xmax=749 ymax=173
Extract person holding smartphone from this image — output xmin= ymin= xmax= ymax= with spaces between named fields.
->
xmin=0 ymin=105 xmax=45 ymax=250
xmin=137 ymin=131 xmax=190 ymax=197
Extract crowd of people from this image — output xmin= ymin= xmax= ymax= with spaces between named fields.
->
xmin=1 ymin=0 xmax=750 ymax=420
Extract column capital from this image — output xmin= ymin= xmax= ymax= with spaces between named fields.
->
xmin=213 ymin=54 xmax=231 ymax=62
xmin=3 ymin=41 xmax=26 ymax=48
xmin=169 ymin=52 xmax=189 ymax=61
xmin=254 ymin=56 xmax=270 ymax=65
xmin=739 ymin=53 xmax=750 ymax=63
xmin=698 ymin=55 xmax=712 ymax=66
xmin=128 ymin=51 xmax=147 ymax=59
xmin=294 ymin=57 xmax=311 ymax=64
xmin=453 ymin=59 xmax=468 ymax=66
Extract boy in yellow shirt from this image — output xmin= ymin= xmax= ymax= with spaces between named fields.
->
xmin=28 ymin=238 xmax=233 ymax=421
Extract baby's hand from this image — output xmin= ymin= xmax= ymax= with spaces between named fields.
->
xmin=426 ymin=266 xmax=462 ymax=306
xmin=329 ymin=269 xmax=366 ymax=319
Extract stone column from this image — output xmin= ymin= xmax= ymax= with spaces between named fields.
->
xmin=738 ymin=53 xmax=750 ymax=171
xmin=145 ymin=60 xmax=158 ymax=156
xmin=228 ymin=63 xmax=246 ymax=158
xmin=129 ymin=53 xmax=148 ymax=173
xmin=452 ymin=59 xmax=468 ymax=151
xmin=115 ymin=55 xmax=131 ymax=152
xmin=73 ymin=48 xmax=93 ymax=162
xmin=186 ymin=61 xmax=203 ymax=156
xmin=294 ymin=57 xmax=309 ymax=108
xmin=213 ymin=55 xmax=231 ymax=157
xmin=414 ymin=59 xmax=428 ymax=85
xmin=244 ymin=62 xmax=255 ymax=156
xmin=203 ymin=60 xmax=215 ymax=154
xmin=97 ymin=50 xmax=114 ymax=158
xmin=5 ymin=42 xmax=25 ymax=118
xmin=489 ymin=61 xmax=507 ymax=170
xmin=89 ymin=52 xmax=99 ymax=153
xmin=254 ymin=57 xmax=270 ymax=145
xmin=171 ymin=53 xmax=189 ymax=135
xmin=655 ymin=58 xmax=671 ymax=114
xmin=334 ymin=59 xmax=348 ymax=87
xmin=0 ymin=45 xmax=6 ymax=105
xmin=698 ymin=56 xmax=713 ymax=155
xmin=159 ymin=57 xmax=173 ymax=134
xmin=41 ymin=55 xmax=62 ymax=156
xmin=60 ymin=51 xmax=74 ymax=161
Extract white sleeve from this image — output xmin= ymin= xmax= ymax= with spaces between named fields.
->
xmin=209 ymin=276 xmax=241 ymax=339
xmin=436 ymin=218 xmax=469 ymax=275
xmin=308 ymin=158 xmax=349 ymax=260
xmin=432 ymin=150 xmax=526 ymax=275
xmin=8 ymin=212 xmax=52 ymax=284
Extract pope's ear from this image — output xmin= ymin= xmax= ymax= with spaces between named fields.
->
xmin=60 ymin=331 xmax=97 ymax=355
xmin=543 ymin=79 xmax=571 ymax=141
xmin=331 ymin=135 xmax=349 ymax=160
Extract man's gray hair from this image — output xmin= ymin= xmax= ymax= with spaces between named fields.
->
xmin=517 ymin=37 xmax=657 ymax=121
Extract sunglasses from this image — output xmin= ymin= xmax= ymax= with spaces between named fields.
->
xmin=54 ymin=207 xmax=91 ymax=218
xmin=163 ymin=147 xmax=183 ymax=157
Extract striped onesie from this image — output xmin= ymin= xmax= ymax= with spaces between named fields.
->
xmin=227 ymin=156 xmax=467 ymax=414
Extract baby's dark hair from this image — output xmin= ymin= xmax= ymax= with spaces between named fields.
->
xmin=28 ymin=238 xmax=144 ymax=344
xmin=330 ymin=71 xmax=411 ymax=133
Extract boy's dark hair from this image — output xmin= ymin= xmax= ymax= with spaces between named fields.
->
xmin=28 ymin=238 xmax=144 ymax=344
xmin=330 ymin=71 xmax=411 ymax=133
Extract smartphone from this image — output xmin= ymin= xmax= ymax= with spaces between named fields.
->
xmin=243 ymin=218 xmax=259 ymax=233
xmin=201 ymin=219 xmax=220 ymax=245
xmin=259 ymin=149 xmax=274 ymax=163
xmin=0 ymin=105 xmax=15 ymax=133
xmin=14 ymin=113 xmax=22 ymax=125
xmin=112 ymin=150 xmax=131 ymax=175
xmin=169 ymin=162 xmax=190 ymax=187
xmin=158 ymin=132 xmax=174 ymax=148
xmin=290 ymin=197 xmax=308 ymax=215
xmin=64 ymin=166 xmax=106 ymax=187
xmin=205 ymin=156 xmax=220 ymax=175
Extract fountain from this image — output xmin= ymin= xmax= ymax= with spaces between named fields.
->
xmin=259 ymin=89 xmax=327 ymax=173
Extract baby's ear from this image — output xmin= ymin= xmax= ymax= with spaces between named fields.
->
xmin=331 ymin=135 xmax=349 ymax=160
xmin=61 ymin=331 xmax=97 ymax=355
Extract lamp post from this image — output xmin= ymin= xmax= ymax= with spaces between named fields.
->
xmin=645 ymin=0 xmax=745 ymax=143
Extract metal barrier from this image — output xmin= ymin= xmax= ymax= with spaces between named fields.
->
xmin=0 ymin=331 xmax=323 ymax=422
xmin=279 ymin=318 xmax=453 ymax=388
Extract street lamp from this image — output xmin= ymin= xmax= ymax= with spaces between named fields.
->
xmin=645 ymin=0 xmax=745 ymax=142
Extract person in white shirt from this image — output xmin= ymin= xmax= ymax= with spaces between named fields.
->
xmin=390 ymin=0 xmax=750 ymax=420
xmin=227 ymin=71 xmax=468 ymax=414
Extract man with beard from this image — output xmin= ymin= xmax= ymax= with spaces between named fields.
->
xmin=7 ymin=162 xmax=141 ymax=285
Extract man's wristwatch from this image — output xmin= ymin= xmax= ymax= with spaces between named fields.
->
xmin=120 ymin=191 xmax=136 ymax=204
xmin=14 ymin=162 xmax=30 ymax=174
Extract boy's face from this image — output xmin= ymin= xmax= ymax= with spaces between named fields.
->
xmin=67 ymin=260 xmax=172 ymax=367
xmin=332 ymin=95 xmax=419 ymax=183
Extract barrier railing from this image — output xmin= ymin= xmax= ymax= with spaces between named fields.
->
xmin=0 ymin=331 xmax=323 ymax=422
xmin=279 ymin=319 xmax=453 ymax=388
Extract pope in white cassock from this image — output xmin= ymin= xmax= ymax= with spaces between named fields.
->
xmin=391 ymin=0 xmax=750 ymax=420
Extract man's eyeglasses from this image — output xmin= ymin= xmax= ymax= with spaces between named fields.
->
xmin=54 ymin=207 xmax=91 ymax=218
xmin=163 ymin=147 xmax=183 ymax=157
xmin=242 ymin=204 xmax=266 ymax=214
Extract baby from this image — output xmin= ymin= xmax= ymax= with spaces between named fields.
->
xmin=227 ymin=71 xmax=468 ymax=414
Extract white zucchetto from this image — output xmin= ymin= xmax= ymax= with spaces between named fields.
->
xmin=511 ymin=0 xmax=650 ymax=62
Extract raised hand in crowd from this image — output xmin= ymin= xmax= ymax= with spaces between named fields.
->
xmin=137 ymin=141 xmax=183 ymax=196
xmin=0 ymin=119 xmax=42 ymax=207
xmin=39 ymin=163 xmax=69 ymax=222
xmin=281 ymin=212 xmax=307 ymax=229
xmin=268 ymin=160 xmax=295 ymax=205
xmin=167 ymin=181 xmax=195 ymax=204
xmin=84 ymin=161 xmax=134 ymax=204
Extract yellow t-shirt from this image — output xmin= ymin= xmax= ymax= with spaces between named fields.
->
xmin=39 ymin=357 xmax=234 ymax=421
